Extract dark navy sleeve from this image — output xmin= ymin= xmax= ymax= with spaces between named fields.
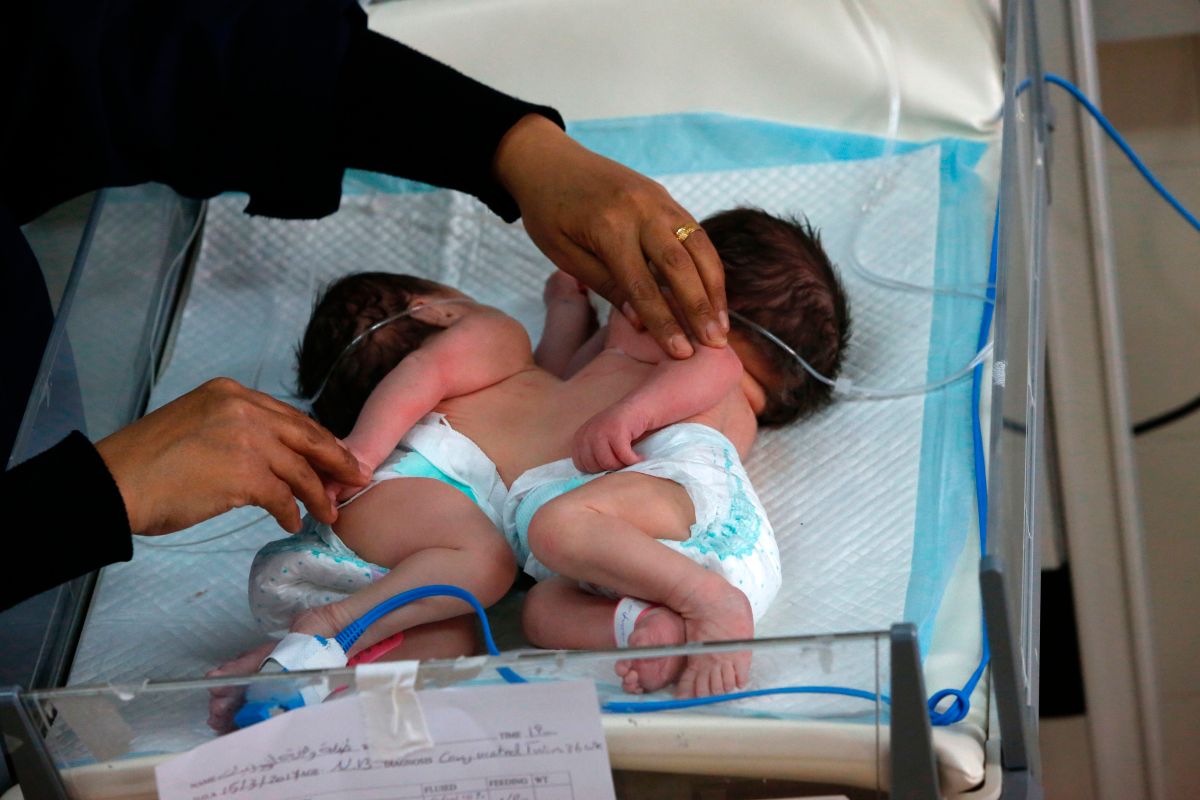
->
xmin=0 ymin=433 xmax=133 ymax=612
xmin=2 ymin=0 xmax=562 ymax=225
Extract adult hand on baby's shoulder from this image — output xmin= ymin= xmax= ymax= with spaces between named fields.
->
xmin=572 ymin=404 xmax=649 ymax=473
xmin=95 ymin=378 xmax=371 ymax=536
xmin=493 ymin=114 xmax=729 ymax=361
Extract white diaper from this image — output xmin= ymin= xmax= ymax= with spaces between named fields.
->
xmin=379 ymin=413 xmax=508 ymax=529
xmin=249 ymin=520 xmax=387 ymax=635
xmin=502 ymin=423 xmax=782 ymax=620
xmin=248 ymin=413 xmax=507 ymax=634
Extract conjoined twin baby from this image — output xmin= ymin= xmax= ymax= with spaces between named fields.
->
xmin=210 ymin=208 xmax=849 ymax=728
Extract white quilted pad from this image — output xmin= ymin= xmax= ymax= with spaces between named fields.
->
xmin=67 ymin=144 xmax=987 ymax=765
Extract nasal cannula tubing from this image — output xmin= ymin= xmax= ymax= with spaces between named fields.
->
xmin=843 ymin=0 xmax=995 ymax=302
xmin=729 ymin=309 xmax=992 ymax=400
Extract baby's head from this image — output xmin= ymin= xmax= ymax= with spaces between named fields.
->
xmin=296 ymin=272 xmax=470 ymax=437
xmin=703 ymin=207 xmax=850 ymax=426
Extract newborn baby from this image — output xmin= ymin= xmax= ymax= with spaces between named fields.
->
xmin=238 ymin=208 xmax=848 ymax=702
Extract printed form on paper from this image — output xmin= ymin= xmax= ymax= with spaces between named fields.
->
xmin=156 ymin=680 xmax=615 ymax=800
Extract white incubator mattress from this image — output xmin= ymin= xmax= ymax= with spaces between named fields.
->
xmin=68 ymin=112 xmax=997 ymax=792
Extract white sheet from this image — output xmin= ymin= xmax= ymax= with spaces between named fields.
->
xmin=366 ymin=0 xmax=1002 ymax=142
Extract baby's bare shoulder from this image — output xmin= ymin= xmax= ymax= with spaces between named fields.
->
xmin=440 ymin=308 xmax=532 ymax=357
xmin=603 ymin=312 xmax=669 ymax=364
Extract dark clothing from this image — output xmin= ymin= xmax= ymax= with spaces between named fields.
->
xmin=0 ymin=434 xmax=132 ymax=610
xmin=1 ymin=0 xmax=562 ymax=611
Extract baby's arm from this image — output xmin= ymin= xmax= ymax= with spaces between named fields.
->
xmin=344 ymin=311 xmax=532 ymax=471
xmin=535 ymin=271 xmax=598 ymax=378
xmin=573 ymin=330 xmax=744 ymax=472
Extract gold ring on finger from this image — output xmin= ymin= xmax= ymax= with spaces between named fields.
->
xmin=674 ymin=223 xmax=700 ymax=243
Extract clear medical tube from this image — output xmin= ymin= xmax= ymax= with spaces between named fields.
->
xmin=729 ymin=310 xmax=989 ymax=399
xmin=842 ymin=0 xmax=994 ymax=302
xmin=135 ymin=511 xmax=270 ymax=550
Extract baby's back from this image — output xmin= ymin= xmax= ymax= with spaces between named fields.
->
xmin=434 ymin=312 xmax=756 ymax=486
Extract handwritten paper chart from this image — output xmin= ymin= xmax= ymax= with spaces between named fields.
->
xmin=157 ymin=680 xmax=615 ymax=800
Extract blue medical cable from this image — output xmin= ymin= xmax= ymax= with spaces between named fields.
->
xmin=335 ymin=584 xmax=525 ymax=684
xmin=1027 ymin=73 xmax=1200 ymax=233
xmin=331 ymin=75 xmax=1198 ymax=726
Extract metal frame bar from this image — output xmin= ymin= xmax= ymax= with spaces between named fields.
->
xmin=0 ymin=688 xmax=68 ymax=800
xmin=1035 ymin=0 xmax=1165 ymax=796
xmin=889 ymin=623 xmax=941 ymax=799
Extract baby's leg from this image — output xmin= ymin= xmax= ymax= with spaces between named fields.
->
xmin=291 ymin=478 xmax=515 ymax=655
xmin=525 ymin=473 xmax=753 ymax=698
xmin=523 ymin=577 xmax=686 ymax=694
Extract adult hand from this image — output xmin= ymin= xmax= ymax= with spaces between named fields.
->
xmin=493 ymin=114 xmax=729 ymax=359
xmin=95 ymin=378 xmax=370 ymax=535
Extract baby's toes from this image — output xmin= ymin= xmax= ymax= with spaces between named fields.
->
xmin=207 ymin=693 xmax=244 ymax=733
xmin=621 ymin=670 xmax=644 ymax=694
xmin=674 ymin=664 xmax=699 ymax=699
xmin=615 ymin=659 xmax=631 ymax=678
xmin=734 ymin=650 xmax=752 ymax=688
xmin=719 ymin=661 xmax=739 ymax=695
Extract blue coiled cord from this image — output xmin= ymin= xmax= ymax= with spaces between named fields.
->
xmin=332 ymin=74 xmax=1196 ymax=725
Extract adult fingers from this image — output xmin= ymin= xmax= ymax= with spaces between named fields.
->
xmin=595 ymin=234 xmax=693 ymax=359
xmin=650 ymin=223 xmax=726 ymax=347
xmin=269 ymin=445 xmax=337 ymax=525
xmin=255 ymin=475 xmax=303 ymax=533
xmin=678 ymin=226 xmax=729 ymax=336
xmin=554 ymin=239 xmax=648 ymax=331
xmin=264 ymin=405 xmax=368 ymax=485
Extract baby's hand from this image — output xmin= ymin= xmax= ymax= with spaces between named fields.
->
xmin=572 ymin=403 xmax=649 ymax=473
xmin=321 ymin=443 xmax=373 ymax=510
xmin=324 ymin=479 xmax=364 ymax=506
xmin=543 ymin=270 xmax=590 ymax=306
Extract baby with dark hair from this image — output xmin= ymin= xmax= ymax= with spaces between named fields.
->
xmin=241 ymin=207 xmax=849 ymax=699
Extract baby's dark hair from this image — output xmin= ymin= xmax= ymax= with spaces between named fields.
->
xmin=296 ymin=272 xmax=446 ymax=437
xmin=703 ymin=207 xmax=851 ymax=425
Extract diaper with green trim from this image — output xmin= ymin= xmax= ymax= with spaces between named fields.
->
xmin=502 ymin=423 xmax=782 ymax=621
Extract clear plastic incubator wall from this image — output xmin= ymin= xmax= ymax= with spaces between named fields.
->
xmin=1 ymin=1 xmax=1052 ymax=798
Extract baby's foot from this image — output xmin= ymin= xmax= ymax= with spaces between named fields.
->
xmin=206 ymin=641 xmax=276 ymax=733
xmin=206 ymin=604 xmax=350 ymax=733
xmin=673 ymin=580 xmax=755 ymax=699
xmin=289 ymin=604 xmax=345 ymax=640
xmin=614 ymin=607 xmax=687 ymax=694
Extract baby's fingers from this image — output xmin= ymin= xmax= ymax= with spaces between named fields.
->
xmin=572 ymin=436 xmax=598 ymax=473
xmin=611 ymin=435 xmax=642 ymax=467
